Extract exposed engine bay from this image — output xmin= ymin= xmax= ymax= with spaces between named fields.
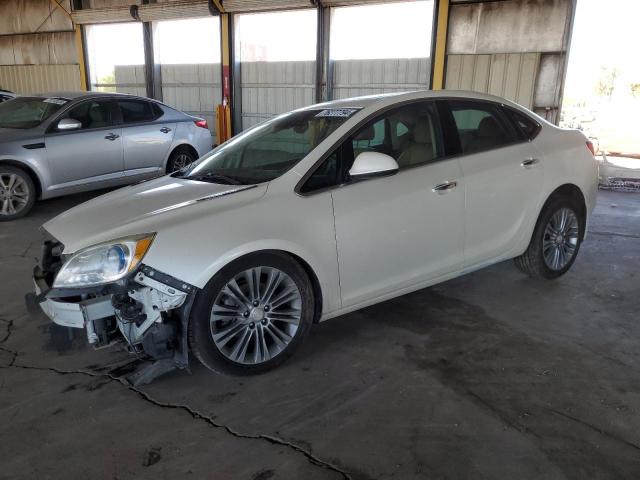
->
xmin=33 ymin=239 xmax=198 ymax=385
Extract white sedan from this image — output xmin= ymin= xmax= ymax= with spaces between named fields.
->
xmin=33 ymin=90 xmax=598 ymax=384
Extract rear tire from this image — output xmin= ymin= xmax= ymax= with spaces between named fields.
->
xmin=166 ymin=146 xmax=197 ymax=173
xmin=514 ymin=196 xmax=585 ymax=279
xmin=188 ymin=252 xmax=315 ymax=375
xmin=0 ymin=166 xmax=36 ymax=221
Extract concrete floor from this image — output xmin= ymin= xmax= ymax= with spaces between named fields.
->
xmin=1 ymin=189 xmax=639 ymax=480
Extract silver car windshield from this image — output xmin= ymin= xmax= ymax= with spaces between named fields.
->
xmin=178 ymin=108 xmax=360 ymax=185
xmin=0 ymin=97 xmax=68 ymax=129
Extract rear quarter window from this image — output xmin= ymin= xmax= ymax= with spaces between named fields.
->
xmin=505 ymin=107 xmax=541 ymax=141
xmin=118 ymin=100 xmax=160 ymax=124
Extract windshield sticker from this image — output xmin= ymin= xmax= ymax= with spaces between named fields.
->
xmin=43 ymin=98 xmax=68 ymax=105
xmin=315 ymin=108 xmax=359 ymax=118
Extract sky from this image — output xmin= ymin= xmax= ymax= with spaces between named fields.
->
xmin=564 ymin=0 xmax=640 ymax=102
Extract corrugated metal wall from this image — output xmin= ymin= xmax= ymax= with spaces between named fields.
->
xmin=0 ymin=64 xmax=81 ymax=93
xmin=161 ymin=63 xmax=221 ymax=134
xmin=0 ymin=0 xmax=80 ymax=94
xmin=445 ymin=53 xmax=539 ymax=108
xmin=331 ymin=58 xmax=430 ymax=99
xmin=445 ymin=0 xmax=572 ymax=123
xmin=113 ymin=65 xmax=147 ymax=96
xmin=240 ymin=61 xmax=315 ymax=129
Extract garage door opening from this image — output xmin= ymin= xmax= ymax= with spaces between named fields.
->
xmin=85 ymin=23 xmax=145 ymax=95
xmin=235 ymin=9 xmax=317 ymax=130
xmin=153 ymin=17 xmax=221 ymax=134
xmin=329 ymin=0 xmax=434 ymax=99
xmin=561 ymin=0 xmax=640 ymax=189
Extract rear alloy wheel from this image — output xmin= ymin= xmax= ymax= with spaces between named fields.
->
xmin=189 ymin=252 xmax=314 ymax=375
xmin=542 ymin=208 xmax=580 ymax=271
xmin=514 ymin=197 xmax=584 ymax=279
xmin=167 ymin=147 xmax=196 ymax=173
xmin=0 ymin=167 xmax=36 ymax=221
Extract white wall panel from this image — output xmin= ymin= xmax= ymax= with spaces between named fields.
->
xmin=445 ymin=53 xmax=539 ymax=109
xmin=240 ymin=61 xmax=314 ymax=129
xmin=160 ymin=63 xmax=221 ymax=134
xmin=448 ymin=0 xmax=570 ymax=54
xmin=0 ymin=64 xmax=81 ymax=93
xmin=111 ymin=65 xmax=146 ymax=96
xmin=331 ymin=58 xmax=430 ymax=100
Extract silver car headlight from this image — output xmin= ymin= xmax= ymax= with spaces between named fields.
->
xmin=53 ymin=234 xmax=155 ymax=288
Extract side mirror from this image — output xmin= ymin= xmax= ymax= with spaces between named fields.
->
xmin=57 ymin=118 xmax=82 ymax=131
xmin=349 ymin=151 xmax=399 ymax=181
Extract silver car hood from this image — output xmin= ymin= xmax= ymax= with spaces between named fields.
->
xmin=44 ymin=175 xmax=266 ymax=254
xmin=0 ymin=127 xmax=42 ymax=143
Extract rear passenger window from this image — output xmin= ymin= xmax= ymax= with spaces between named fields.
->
xmin=505 ymin=107 xmax=540 ymax=141
xmin=448 ymin=101 xmax=516 ymax=154
xmin=117 ymin=100 xmax=158 ymax=124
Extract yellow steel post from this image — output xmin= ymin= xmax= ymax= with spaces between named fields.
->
xmin=432 ymin=0 xmax=450 ymax=90
xmin=220 ymin=13 xmax=232 ymax=141
xmin=74 ymin=25 xmax=88 ymax=91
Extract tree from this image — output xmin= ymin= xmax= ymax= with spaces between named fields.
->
xmin=594 ymin=67 xmax=619 ymax=99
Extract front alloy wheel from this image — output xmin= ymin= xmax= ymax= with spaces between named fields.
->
xmin=189 ymin=252 xmax=314 ymax=375
xmin=0 ymin=167 xmax=36 ymax=220
xmin=211 ymin=267 xmax=302 ymax=365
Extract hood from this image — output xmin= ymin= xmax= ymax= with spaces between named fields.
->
xmin=44 ymin=175 xmax=267 ymax=253
xmin=0 ymin=127 xmax=42 ymax=144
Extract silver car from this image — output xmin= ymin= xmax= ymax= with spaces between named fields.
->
xmin=0 ymin=89 xmax=16 ymax=103
xmin=0 ymin=92 xmax=213 ymax=220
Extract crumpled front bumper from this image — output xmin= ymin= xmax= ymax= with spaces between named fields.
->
xmin=33 ymin=265 xmax=114 ymax=330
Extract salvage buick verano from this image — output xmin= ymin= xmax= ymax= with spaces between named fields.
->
xmin=33 ymin=90 xmax=598 ymax=383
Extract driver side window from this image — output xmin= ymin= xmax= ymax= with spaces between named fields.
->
xmin=59 ymin=100 xmax=114 ymax=130
xmin=300 ymin=101 xmax=443 ymax=194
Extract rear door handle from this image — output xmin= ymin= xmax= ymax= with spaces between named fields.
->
xmin=432 ymin=181 xmax=457 ymax=194
xmin=521 ymin=157 xmax=539 ymax=167
xmin=104 ymin=133 xmax=120 ymax=141
xmin=160 ymin=127 xmax=171 ymax=133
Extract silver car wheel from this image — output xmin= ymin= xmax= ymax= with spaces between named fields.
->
xmin=210 ymin=266 xmax=302 ymax=365
xmin=172 ymin=153 xmax=193 ymax=171
xmin=542 ymin=207 xmax=579 ymax=271
xmin=0 ymin=173 xmax=30 ymax=216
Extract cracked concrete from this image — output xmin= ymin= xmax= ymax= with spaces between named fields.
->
xmin=3 ymin=358 xmax=350 ymax=479
xmin=1 ymin=189 xmax=639 ymax=479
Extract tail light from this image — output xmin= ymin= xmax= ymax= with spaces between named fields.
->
xmin=194 ymin=119 xmax=208 ymax=129
xmin=586 ymin=140 xmax=595 ymax=156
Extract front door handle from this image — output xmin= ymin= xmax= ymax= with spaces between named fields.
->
xmin=432 ymin=181 xmax=458 ymax=194
xmin=104 ymin=133 xmax=120 ymax=141
xmin=521 ymin=157 xmax=539 ymax=167
xmin=160 ymin=127 xmax=171 ymax=133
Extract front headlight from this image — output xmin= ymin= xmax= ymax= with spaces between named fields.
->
xmin=53 ymin=234 xmax=155 ymax=288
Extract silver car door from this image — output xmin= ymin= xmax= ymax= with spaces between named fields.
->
xmin=45 ymin=99 xmax=124 ymax=189
xmin=116 ymin=99 xmax=177 ymax=178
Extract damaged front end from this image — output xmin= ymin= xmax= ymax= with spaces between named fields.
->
xmin=32 ymin=238 xmax=198 ymax=385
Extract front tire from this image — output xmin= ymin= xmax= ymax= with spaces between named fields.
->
xmin=188 ymin=252 xmax=315 ymax=375
xmin=0 ymin=166 xmax=36 ymax=221
xmin=514 ymin=196 xmax=584 ymax=279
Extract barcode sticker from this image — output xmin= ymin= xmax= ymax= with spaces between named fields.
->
xmin=43 ymin=98 xmax=68 ymax=105
xmin=315 ymin=108 xmax=359 ymax=118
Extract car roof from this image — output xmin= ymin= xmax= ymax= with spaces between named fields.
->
xmin=30 ymin=91 xmax=148 ymax=101
xmin=302 ymin=89 xmax=527 ymax=111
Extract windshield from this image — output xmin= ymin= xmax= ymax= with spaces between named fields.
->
xmin=179 ymin=108 xmax=360 ymax=185
xmin=0 ymin=97 xmax=69 ymax=129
